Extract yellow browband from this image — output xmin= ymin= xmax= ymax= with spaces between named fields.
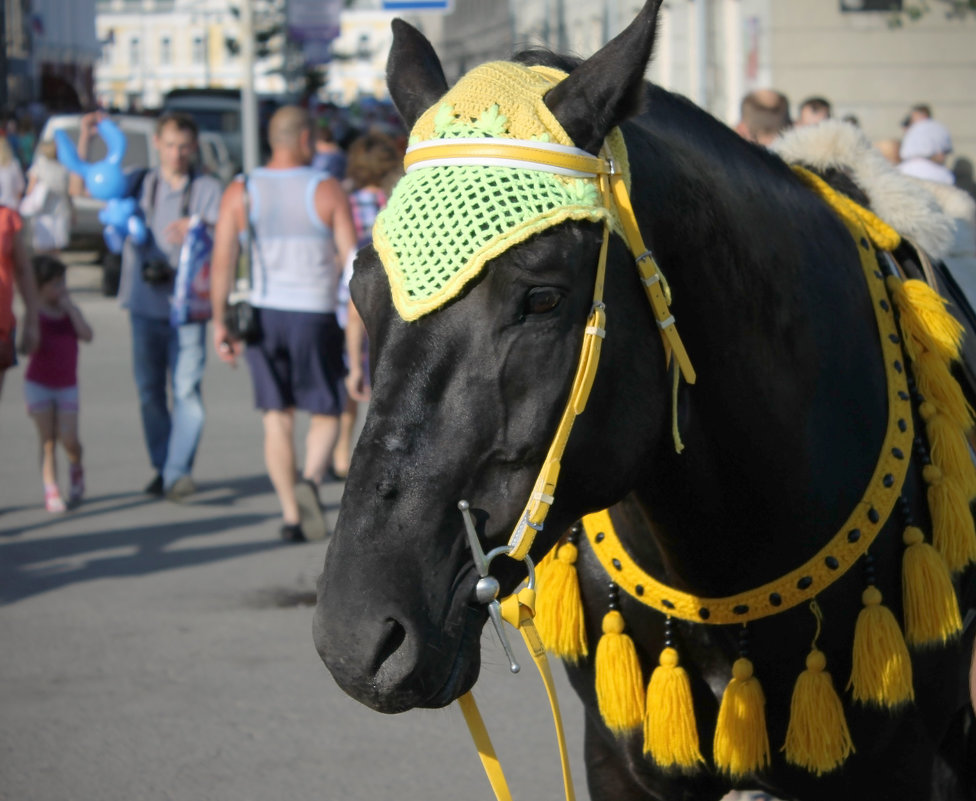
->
xmin=404 ymin=136 xmax=696 ymax=562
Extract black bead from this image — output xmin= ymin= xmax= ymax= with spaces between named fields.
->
xmin=883 ymin=474 xmax=895 ymax=488
xmin=635 ymin=584 xmax=644 ymax=596
xmin=595 ymin=531 xmax=605 ymax=543
xmin=898 ymin=418 xmax=907 ymax=432
xmin=861 ymin=238 xmax=869 ymax=250
xmin=892 ymin=447 xmax=904 ymax=459
xmin=733 ymin=604 xmax=749 ymax=615
xmin=825 ymin=556 xmax=839 ymax=570
xmin=611 ymin=558 xmax=622 ymax=571
xmin=889 ymin=333 xmax=900 ymax=344
xmin=797 ymin=576 xmax=813 ymax=590
xmin=894 ymin=360 xmax=903 ymax=373
xmin=898 ymin=391 xmax=910 ymax=401
xmin=880 ymin=299 xmax=890 ymax=311
xmin=662 ymin=598 xmax=674 ymax=609
xmin=699 ymin=607 xmax=710 ymax=620
xmin=769 ymin=592 xmax=782 ymax=606
xmin=848 ymin=528 xmax=861 ymax=543
xmin=868 ymin=508 xmax=880 ymax=524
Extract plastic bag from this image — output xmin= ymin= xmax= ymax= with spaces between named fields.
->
xmin=170 ymin=215 xmax=213 ymax=326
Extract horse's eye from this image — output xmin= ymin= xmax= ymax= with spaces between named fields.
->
xmin=524 ymin=287 xmax=563 ymax=317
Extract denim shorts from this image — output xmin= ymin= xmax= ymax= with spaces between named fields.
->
xmin=24 ymin=380 xmax=79 ymax=414
xmin=245 ymin=307 xmax=346 ymax=415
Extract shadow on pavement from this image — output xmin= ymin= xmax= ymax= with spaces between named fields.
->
xmin=0 ymin=511 xmax=284 ymax=604
xmin=0 ymin=474 xmax=276 ymax=538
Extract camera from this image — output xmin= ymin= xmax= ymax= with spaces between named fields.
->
xmin=142 ymin=259 xmax=175 ymax=285
xmin=224 ymin=300 xmax=261 ymax=344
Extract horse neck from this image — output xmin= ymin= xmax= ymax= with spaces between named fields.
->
xmin=621 ymin=90 xmax=890 ymax=595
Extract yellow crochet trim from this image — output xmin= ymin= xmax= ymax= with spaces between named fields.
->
xmin=584 ymin=214 xmax=913 ymax=624
xmin=374 ymin=62 xmax=631 ymax=322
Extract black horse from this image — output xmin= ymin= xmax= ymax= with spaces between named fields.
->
xmin=314 ymin=2 xmax=976 ymax=798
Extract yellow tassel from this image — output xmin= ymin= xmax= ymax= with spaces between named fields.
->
xmin=900 ymin=279 xmax=965 ymax=364
xmin=643 ymin=646 xmax=704 ymax=770
xmin=901 ymin=526 xmax=963 ymax=647
xmin=594 ymin=610 xmax=645 ymax=734
xmin=848 ymin=586 xmax=914 ymax=708
xmin=921 ymin=402 xmax=976 ymax=500
xmin=924 ymin=464 xmax=976 ymax=573
xmin=914 ymin=351 xmax=973 ymax=431
xmin=886 ymin=276 xmax=937 ymax=364
xmin=535 ymin=542 xmax=588 ymax=662
xmin=713 ymin=657 xmax=770 ymax=779
xmin=783 ymin=649 xmax=854 ymax=775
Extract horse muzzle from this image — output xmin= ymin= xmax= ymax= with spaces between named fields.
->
xmin=313 ymin=551 xmax=485 ymax=714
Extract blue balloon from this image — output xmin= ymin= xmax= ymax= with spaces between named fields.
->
xmin=56 ymin=119 xmax=146 ymax=248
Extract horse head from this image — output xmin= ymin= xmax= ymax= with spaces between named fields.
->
xmin=314 ymin=0 xmax=674 ymax=713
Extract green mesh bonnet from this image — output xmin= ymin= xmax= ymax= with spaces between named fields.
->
xmin=373 ymin=61 xmax=631 ymax=321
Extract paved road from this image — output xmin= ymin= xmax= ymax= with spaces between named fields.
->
xmin=0 ymin=255 xmax=591 ymax=801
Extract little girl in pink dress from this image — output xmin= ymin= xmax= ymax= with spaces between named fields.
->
xmin=24 ymin=255 xmax=93 ymax=511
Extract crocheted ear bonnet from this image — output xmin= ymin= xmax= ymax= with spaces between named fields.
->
xmin=373 ymin=61 xmax=631 ymax=322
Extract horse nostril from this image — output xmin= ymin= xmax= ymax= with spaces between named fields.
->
xmin=375 ymin=479 xmax=397 ymax=499
xmin=372 ymin=618 xmax=407 ymax=677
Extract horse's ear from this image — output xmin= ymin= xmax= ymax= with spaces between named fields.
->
xmin=544 ymin=0 xmax=663 ymax=152
xmin=387 ymin=19 xmax=449 ymax=131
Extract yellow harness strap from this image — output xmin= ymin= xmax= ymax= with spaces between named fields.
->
xmin=458 ymin=588 xmax=576 ymax=801
xmin=609 ymin=171 xmax=696 ymax=385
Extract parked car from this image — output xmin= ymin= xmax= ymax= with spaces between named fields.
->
xmin=36 ymin=113 xmax=233 ymax=294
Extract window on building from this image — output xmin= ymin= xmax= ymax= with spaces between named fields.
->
xmin=160 ymin=36 xmax=172 ymax=66
xmin=839 ymin=0 xmax=902 ymax=10
xmin=129 ymin=36 xmax=140 ymax=68
xmin=192 ymin=35 xmax=205 ymax=65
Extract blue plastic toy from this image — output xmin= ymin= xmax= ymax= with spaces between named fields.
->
xmin=55 ymin=119 xmax=147 ymax=253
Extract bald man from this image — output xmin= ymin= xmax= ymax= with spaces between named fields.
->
xmin=736 ymin=89 xmax=792 ymax=146
xmin=210 ymin=105 xmax=357 ymax=543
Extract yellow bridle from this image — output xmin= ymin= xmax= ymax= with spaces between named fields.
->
xmin=404 ymin=135 xmax=696 ymax=801
xmin=406 ymin=137 xmax=696 ymax=562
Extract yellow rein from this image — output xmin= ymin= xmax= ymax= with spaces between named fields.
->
xmin=405 ymin=137 xmax=696 ymax=801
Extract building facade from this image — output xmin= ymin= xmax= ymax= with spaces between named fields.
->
xmin=325 ymin=9 xmax=397 ymax=104
xmin=3 ymin=0 xmax=100 ymax=110
xmin=416 ymin=0 xmax=975 ymax=166
xmin=94 ymin=0 xmax=303 ymax=110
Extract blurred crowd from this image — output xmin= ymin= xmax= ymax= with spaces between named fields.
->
xmin=0 ymin=101 xmax=406 ymax=542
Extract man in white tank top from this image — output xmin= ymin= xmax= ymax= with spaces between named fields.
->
xmin=210 ymin=107 xmax=357 ymax=542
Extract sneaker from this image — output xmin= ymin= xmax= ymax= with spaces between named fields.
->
xmin=44 ymin=484 xmax=66 ymax=514
xmin=144 ymin=473 xmax=164 ymax=497
xmin=325 ymin=466 xmax=347 ymax=483
xmin=294 ymin=478 xmax=328 ymax=541
xmin=279 ymin=523 xmax=307 ymax=543
xmin=165 ymin=475 xmax=196 ymax=503
xmin=68 ymin=463 xmax=85 ymax=507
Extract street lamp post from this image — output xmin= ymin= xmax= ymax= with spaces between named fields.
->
xmin=240 ymin=0 xmax=259 ymax=172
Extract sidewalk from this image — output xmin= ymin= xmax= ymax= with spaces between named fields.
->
xmin=0 ymin=258 xmax=591 ymax=801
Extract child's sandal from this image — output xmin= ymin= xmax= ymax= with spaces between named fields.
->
xmin=45 ymin=484 xmax=66 ymax=514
